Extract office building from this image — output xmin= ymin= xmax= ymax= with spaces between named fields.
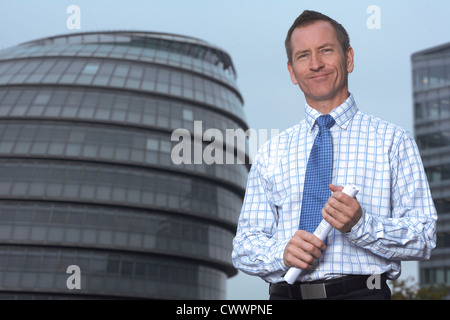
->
xmin=0 ymin=31 xmax=248 ymax=299
xmin=412 ymin=42 xmax=450 ymax=287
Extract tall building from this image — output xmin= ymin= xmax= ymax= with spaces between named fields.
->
xmin=0 ymin=31 xmax=249 ymax=299
xmin=412 ymin=42 xmax=450 ymax=287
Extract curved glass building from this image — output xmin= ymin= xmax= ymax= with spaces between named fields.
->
xmin=412 ymin=42 xmax=450 ymax=287
xmin=0 ymin=31 xmax=248 ymax=299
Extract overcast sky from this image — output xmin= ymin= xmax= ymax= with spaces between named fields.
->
xmin=1 ymin=0 xmax=449 ymax=299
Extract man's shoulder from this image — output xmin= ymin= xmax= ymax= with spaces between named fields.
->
xmin=253 ymin=120 xmax=307 ymax=164
xmin=355 ymin=110 xmax=409 ymax=137
xmin=353 ymin=111 xmax=415 ymax=156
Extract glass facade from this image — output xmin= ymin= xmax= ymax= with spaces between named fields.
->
xmin=412 ymin=42 xmax=450 ymax=287
xmin=0 ymin=31 xmax=249 ymax=299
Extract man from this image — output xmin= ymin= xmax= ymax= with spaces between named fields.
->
xmin=232 ymin=10 xmax=437 ymax=300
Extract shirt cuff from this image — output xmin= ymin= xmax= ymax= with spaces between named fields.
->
xmin=274 ymin=238 xmax=291 ymax=271
xmin=345 ymin=208 xmax=367 ymax=244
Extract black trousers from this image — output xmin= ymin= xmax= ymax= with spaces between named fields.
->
xmin=269 ymin=275 xmax=391 ymax=300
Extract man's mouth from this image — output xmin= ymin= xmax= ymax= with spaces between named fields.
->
xmin=309 ymin=72 xmax=332 ymax=80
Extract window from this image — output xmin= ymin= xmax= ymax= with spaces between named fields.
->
xmin=16 ymin=91 xmax=36 ymax=105
xmin=0 ymin=63 xmax=11 ymax=75
xmin=429 ymin=61 xmax=447 ymax=87
xmin=183 ymin=109 xmax=193 ymax=121
xmin=156 ymin=69 xmax=170 ymax=93
xmin=34 ymin=60 xmax=54 ymax=74
xmin=414 ymin=67 xmax=428 ymax=89
xmin=429 ymin=100 xmax=440 ymax=119
xmin=50 ymin=60 xmax=70 ymax=74
xmin=82 ymin=64 xmax=100 ymax=75
xmin=82 ymin=92 xmax=99 ymax=108
xmin=48 ymin=91 xmax=67 ymax=106
xmin=146 ymin=138 xmax=158 ymax=151
xmin=442 ymin=98 xmax=450 ymax=117
xmin=34 ymin=92 xmax=51 ymax=105
xmin=6 ymin=61 xmax=27 ymax=75
xmin=66 ymin=91 xmax=84 ymax=107
xmin=114 ymin=64 xmax=129 ymax=77
xmin=414 ymin=103 xmax=423 ymax=120
xmin=66 ymin=61 xmax=85 ymax=74
xmin=129 ymin=65 xmax=143 ymax=80
xmin=2 ymin=90 xmax=21 ymax=105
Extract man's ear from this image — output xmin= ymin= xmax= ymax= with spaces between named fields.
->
xmin=287 ymin=61 xmax=299 ymax=85
xmin=346 ymin=46 xmax=354 ymax=74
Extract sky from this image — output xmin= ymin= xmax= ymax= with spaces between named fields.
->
xmin=0 ymin=0 xmax=449 ymax=300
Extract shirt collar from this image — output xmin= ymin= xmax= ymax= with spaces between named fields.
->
xmin=304 ymin=93 xmax=358 ymax=131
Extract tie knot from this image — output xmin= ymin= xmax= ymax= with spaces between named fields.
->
xmin=316 ymin=114 xmax=335 ymax=130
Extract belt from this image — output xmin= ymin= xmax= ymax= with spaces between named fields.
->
xmin=270 ymin=274 xmax=387 ymax=300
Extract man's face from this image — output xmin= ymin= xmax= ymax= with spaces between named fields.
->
xmin=287 ymin=20 xmax=354 ymax=108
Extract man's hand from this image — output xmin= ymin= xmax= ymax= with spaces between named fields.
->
xmin=322 ymin=184 xmax=362 ymax=233
xmin=283 ymin=230 xmax=326 ymax=270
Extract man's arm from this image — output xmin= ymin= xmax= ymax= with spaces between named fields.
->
xmin=232 ymin=150 xmax=327 ymax=282
xmin=283 ymin=230 xmax=326 ymax=269
xmin=231 ymin=153 xmax=289 ymax=282
xmin=323 ymin=131 xmax=437 ymax=261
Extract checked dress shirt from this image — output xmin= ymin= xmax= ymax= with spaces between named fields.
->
xmin=232 ymin=94 xmax=437 ymax=283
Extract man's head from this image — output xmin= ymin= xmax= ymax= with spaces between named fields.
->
xmin=285 ymin=10 xmax=354 ymax=112
xmin=285 ymin=10 xmax=350 ymax=65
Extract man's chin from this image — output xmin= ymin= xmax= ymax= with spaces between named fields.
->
xmin=304 ymin=91 xmax=335 ymax=103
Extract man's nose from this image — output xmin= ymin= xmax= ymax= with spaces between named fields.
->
xmin=309 ymin=53 xmax=325 ymax=71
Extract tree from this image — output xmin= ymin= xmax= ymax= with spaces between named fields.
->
xmin=390 ymin=276 xmax=450 ymax=300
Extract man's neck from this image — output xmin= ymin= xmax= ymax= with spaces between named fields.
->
xmin=305 ymin=91 xmax=350 ymax=115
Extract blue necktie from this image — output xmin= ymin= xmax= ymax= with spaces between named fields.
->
xmin=298 ymin=114 xmax=335 ymax=234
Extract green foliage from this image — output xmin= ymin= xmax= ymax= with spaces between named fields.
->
xmin=390 ymin=276 xmax=450 ymax=300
